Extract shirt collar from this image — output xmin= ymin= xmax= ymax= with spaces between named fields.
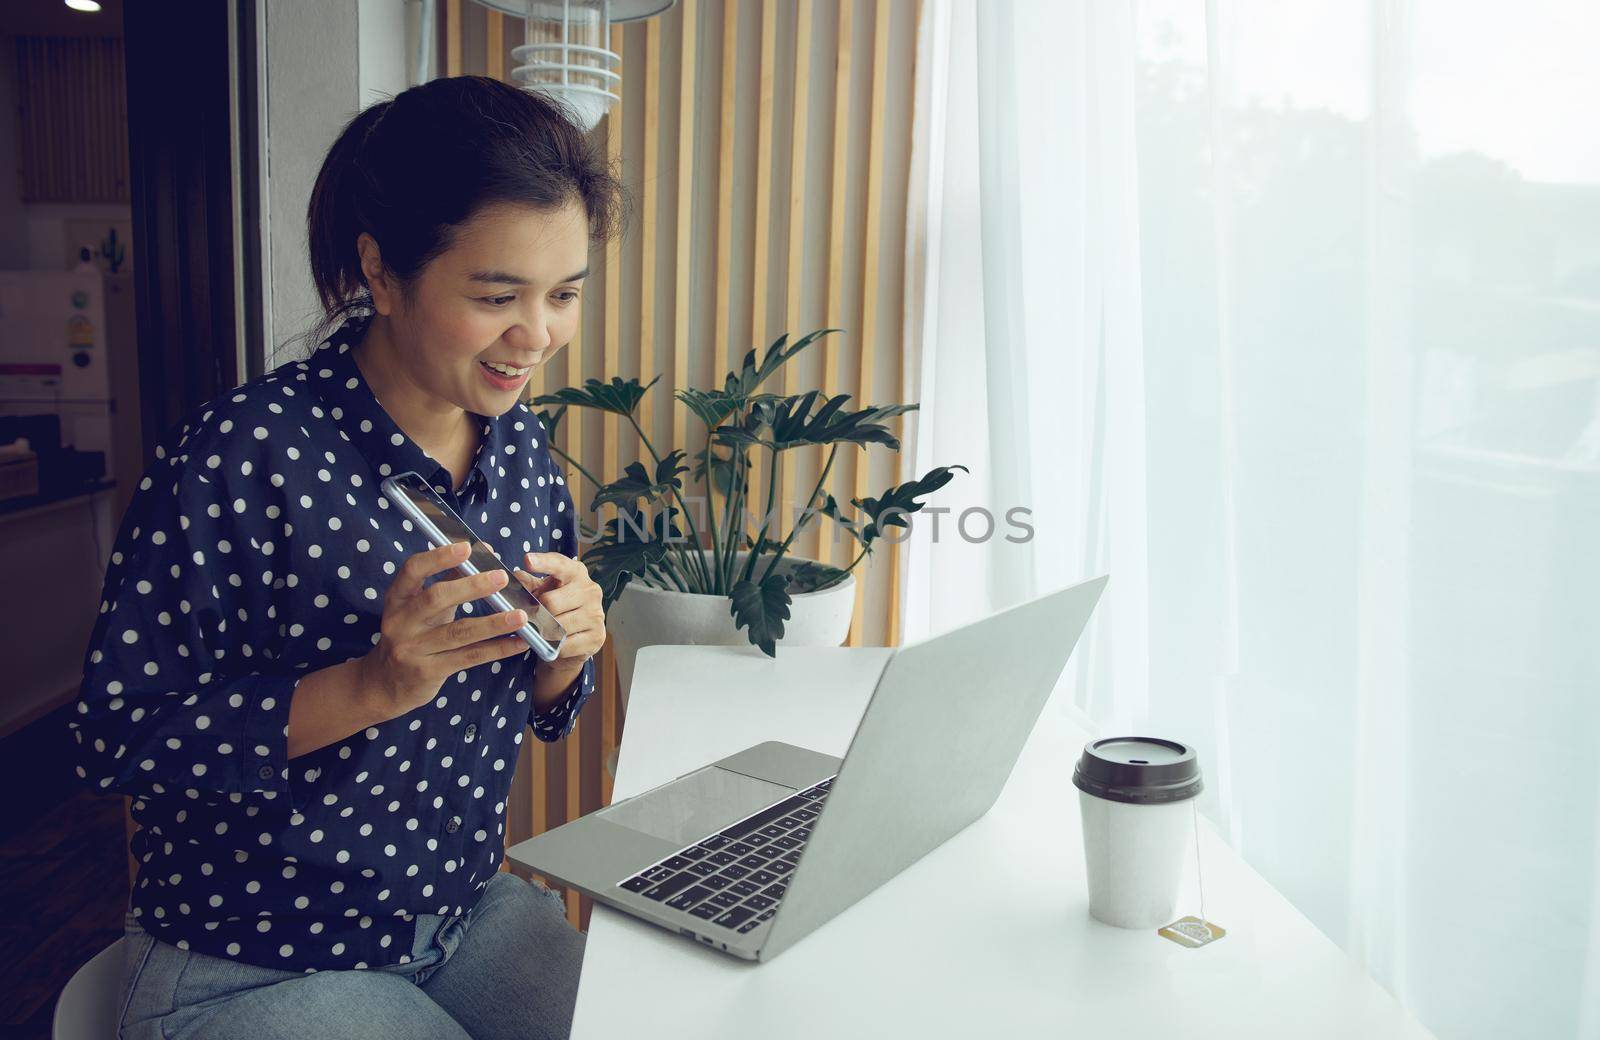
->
xmin=308 ymin=313 xmax=504 ymax=498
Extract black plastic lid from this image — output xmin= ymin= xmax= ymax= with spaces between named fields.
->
xmin=1072 ymin=737 xmax=1203 ymax=805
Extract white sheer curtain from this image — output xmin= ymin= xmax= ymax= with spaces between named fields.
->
xmin=901 ymin=3 xmax=1600 ymax=1038
xmin=900 ymin=0 xmax=1152 ymax=734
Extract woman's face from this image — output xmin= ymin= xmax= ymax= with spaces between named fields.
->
xmin=368 ymin=199 xmax=589 ymax=417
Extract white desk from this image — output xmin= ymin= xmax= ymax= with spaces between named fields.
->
xmin=565 ymin=645 xmax=1436 ymax=1039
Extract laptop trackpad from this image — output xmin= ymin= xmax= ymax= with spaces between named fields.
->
xmin=597 ymin=765 xmax=795 ymax=846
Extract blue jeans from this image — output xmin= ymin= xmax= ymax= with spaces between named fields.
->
xmin=116 ymin=873 xmax=584 ymax=1040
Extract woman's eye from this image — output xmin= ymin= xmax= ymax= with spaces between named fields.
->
xmin=482 ymin=295 xmax=516 ymax=307
xmin=554 ymin=290 xmax=579 ymax=304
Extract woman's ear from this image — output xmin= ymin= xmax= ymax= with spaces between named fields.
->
xmin=356 ymin=232 xmax=397 ymax=316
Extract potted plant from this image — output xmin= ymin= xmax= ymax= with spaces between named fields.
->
xmin=534 ymin=329 xmax=964 ymax=696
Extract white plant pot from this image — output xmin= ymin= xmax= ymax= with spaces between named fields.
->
xmin=605 ymin=551 xmax=856 ymax=712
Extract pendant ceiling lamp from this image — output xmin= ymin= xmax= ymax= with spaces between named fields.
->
xmin=469 ymin=0 xmax=676 ymax=130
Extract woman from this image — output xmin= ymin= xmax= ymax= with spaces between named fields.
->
xmin=70 ymin=76 xmax=618 ymax=1040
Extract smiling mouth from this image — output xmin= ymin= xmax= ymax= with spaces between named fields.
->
xmin=480 ymin=360 xmax=534 ymax=378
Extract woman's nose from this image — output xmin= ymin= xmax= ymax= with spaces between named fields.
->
xmin=509 ymin=320 xmax=553 ymax=354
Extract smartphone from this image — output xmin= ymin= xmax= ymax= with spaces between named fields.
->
xmin=380 ymin=471 xmax=567 ymax=662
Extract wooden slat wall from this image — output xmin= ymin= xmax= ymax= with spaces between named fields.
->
xmin=744 ymin=1 xmax=776 ymax=541
xmin=817 ymin=0 xmax=854 ymax=567
xmin=779 ymin=0 xmax=814 ymax=568
xmin=670 ymin=1 xmax=697 ymax=458
xmin=14 ymin=36 xmax=130 ymax=204
xmin=445 ymin=0 xmax=463 ymax=76
xmin=846 ymin=0 xmax=892 ymax=645
xmin=447 ymin=0 xmax=919 ymax=931
xmin=713 ymin=2 xmax=740 ymax=397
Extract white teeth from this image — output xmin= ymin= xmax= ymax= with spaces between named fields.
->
xmin=481 ymin=361 xmax=530 ymax=377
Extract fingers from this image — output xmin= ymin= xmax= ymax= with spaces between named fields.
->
xmin=518 ymin=554 xmax=593 ymax=612
xmin=419 ymin=567 xmax=508 ymax=620
xmin=511 ymin=567 xmax=559 ymax=599
xmin=417 ymin=605 xmax=528 ymax=657
xmin=437 ymin=629 xmax=536 ymax=672
xmin=518 ymin=551 xmax=605 ymax=659
xmin=511 ymin=576 xmax=602 ymax=659
xmin=523 ymin=551 xmax=586 ymax=584
xmin=391 ymin=542 xmax=470 ymax=600
xmin=512 ymin=567 xmax=587 ymax=618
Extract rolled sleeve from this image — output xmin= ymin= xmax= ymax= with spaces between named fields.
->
xmin=530 ymin=656 xmax=595 ymax=742
xmin=236 ymin=672 xmax=304 ymax=796
xmin=526 ymin=432 xmax=597 ymax=743
xmin=70 ymin=428 xmax=296 ymax=801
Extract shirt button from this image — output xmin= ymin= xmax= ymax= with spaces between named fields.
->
xmin=463 ymin=724 xmax=477 ymax=742
xmin=446 ymin=816 xmax=462 ymax=834
xmin=257 ymin=765 xmax=275 ymax=781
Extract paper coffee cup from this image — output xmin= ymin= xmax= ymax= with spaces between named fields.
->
xmin=1072 ymin=737 xmax=1203 ymax=929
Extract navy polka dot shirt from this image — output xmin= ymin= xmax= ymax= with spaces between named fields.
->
xmin=69 ymin=314 xmax=595 ymax=972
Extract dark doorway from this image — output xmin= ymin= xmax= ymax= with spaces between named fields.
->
xmin=0 ymin=2 xmax=263 ymax=1036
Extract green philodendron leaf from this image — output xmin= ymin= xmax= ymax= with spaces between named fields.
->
xmin=691 ymin=444 xmax=750 ymax=496
xmin=536 ymin=374 xmax=660 ymax=418
xmin=533 ymin=405 xmax=566 ymax=442
xmin=709 ymin=424 xmax=766 ymax=450
xmin=851 ymin=402 xmax=921 ymax=427
xmin=743 ymin=391 xmax=917 ymax=452
xmin=788 ymin=559 xmax=849 ymax=593
xmin=588 ymin=450 xmax=689 ymax=511
xmin=675 ymin=387 xmax=741 ymax=428
xmin=726 ymin=329 xmax=841 ymax=399
xmin=744 ymin=535 xmax=786 ymax=557
xmin=854 ymin=464 xmax=969 ymax=547
xmin=811 ymin=491 xmax=864 ymax=546
xmin=582 ymin=506 xmax=683 ymax=610
xmin=706 ymin=401 xmax=766 ymax=450
xmin=680 ymin=330 xmax=842 ymax=429
xmin=728 ymin=571 xmax=793 ymax=657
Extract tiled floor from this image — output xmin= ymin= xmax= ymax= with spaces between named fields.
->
xmin=0 ymin=706 xmax=128 ymax=1040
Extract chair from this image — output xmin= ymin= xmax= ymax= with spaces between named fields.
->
xmin=52 ymin=939 xmax=124 ymax=1040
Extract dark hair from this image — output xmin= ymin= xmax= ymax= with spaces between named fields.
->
xmin=304 ymin=76 xmax=625 ymax=344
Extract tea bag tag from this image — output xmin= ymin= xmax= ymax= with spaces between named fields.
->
xmin=1160 ymin=915 xmax=1225 ymax=948
xmin=1159 ymin=800 xmax=1224 ymax=948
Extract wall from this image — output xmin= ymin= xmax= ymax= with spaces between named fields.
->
xmin=358 ymin=0 xmax=415 ymax=108
xmin=262 ymin=1 xmax=360 ymax=359
xmin=260 ymin=0 xmax=417 ymax=359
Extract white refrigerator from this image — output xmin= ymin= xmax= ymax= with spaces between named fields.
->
xmin=0 ymin=269 xmax=142 ymax=487
xmin=0 ymin=269 xmax=142 ymax=736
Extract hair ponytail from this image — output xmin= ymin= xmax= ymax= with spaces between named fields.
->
xmin=301 ymin=77 xmax=626 ymax=350
xmin=306 ymin=99 xmax=393 ymax=328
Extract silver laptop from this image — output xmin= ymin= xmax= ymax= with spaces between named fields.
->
xmin=505 ymin=576 xmax=1107 ymax=962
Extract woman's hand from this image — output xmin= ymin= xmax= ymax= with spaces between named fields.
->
xmin=514 ymin=551 xmax=606 ymax=707
xmin=358 ymin=542 xmax=533 ymax=719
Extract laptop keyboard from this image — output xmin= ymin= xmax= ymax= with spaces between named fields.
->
xmin=615 ymin=776 xmax=835 ymax=935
